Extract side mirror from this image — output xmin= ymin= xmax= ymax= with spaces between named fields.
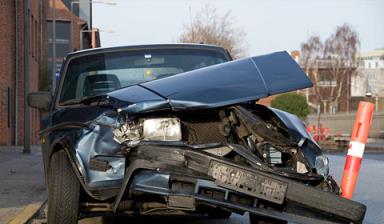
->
xmin=28 ymin=91 xmax=52 ymax=111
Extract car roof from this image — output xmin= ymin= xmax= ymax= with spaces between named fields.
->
xmin=66 ymin=43 xmax=231 ymax=60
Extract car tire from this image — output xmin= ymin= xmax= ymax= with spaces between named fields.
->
xmin=249 ymin=213 xmax=287 ymax=224
xmin=47 ymin=150 xmax=80 ymax=224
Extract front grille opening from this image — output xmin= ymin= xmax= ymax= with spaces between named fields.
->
xmin=170 ymin=181 xmax=195 ymax=193
xmin=228 ymin=192 xmax=254 ymax=206
xmin=181 ymin=112 xmax=227 ymax=145
xmin=198 ymin=187 xmax=226 ymax=200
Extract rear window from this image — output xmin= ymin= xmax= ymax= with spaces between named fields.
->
xmin=59 ymin=48 xmax=228 ymax=105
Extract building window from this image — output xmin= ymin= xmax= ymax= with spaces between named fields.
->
xmin=317 ymin=80 xmax=337 ymax=87
xmin=35 ymin=19 xmax=38 ymax=61
xmin=28 ymin=10 xmax=30 ymax=55
xmin=7 ymin=87 xmax=12 ymax=128
xmin=47 ymin=21 xmax=71 ymax=75
xmin=31 ymin=14 xmax=34 ymax=58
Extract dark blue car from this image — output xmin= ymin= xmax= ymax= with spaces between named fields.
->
xmin=29 ymin=44 xmax=365 ymax=224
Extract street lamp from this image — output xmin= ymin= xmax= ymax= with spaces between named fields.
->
xmin=365 ymin=92 xmax=379 ymax=112
xmin=70 ymin=0 xmax=116 ymax=51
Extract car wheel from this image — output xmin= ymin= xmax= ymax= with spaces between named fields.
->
xmin=249 ymin=213 xmax=287 ymax=224
xmin=208 ymin=208 xmax=232 ymax=219
xmin=47 ymin=150 xmax=80 ymax=224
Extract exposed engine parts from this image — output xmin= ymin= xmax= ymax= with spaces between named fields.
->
xmin=110 ymin=105 xmax=327 ymax=180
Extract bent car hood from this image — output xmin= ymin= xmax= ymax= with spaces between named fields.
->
xmin=107 ymin=51 xmax=312 ymax=113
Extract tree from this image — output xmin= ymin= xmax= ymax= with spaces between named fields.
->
xmin=301 ymin=35 xmax=323 ymax=111
xmin=301 ymin=24 xmax=359 ymax=143
xmin=178 ymin=5 xmax=247 ymax=59
xmin=271 ymin=93 xmax=310 ymax=119
xmin=323 ymin=24 xmax=359 ymax=112
xmin=300 ymin=23 xmax=360 ymax=114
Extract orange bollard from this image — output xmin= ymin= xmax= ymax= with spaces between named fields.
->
xmin=341 ymin=101 xmax=374 ymax=199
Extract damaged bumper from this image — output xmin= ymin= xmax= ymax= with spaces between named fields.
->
xmin=95 ymin=144 xmax=365 ymax=224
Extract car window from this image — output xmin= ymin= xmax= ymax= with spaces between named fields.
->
xmin=59 ymin=48 xmax=228 ymax=105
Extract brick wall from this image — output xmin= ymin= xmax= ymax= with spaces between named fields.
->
xmin=0 ymin=0 xmax=16 ymax=145
xmin=0 ymin=0 xmax=45 ymax=146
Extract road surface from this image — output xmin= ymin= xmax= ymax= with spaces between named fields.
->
xmin=0 ymin=147 xmax=46 ymax=224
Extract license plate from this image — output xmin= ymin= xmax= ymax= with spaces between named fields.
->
xmin=208 ymin=161 xmax=287 ymax=204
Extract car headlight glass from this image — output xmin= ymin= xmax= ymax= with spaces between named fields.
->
xmin=142 ymin=118 xmax=181 ymax=141
xmin=315 ymin=153 xmax=329 ymax=176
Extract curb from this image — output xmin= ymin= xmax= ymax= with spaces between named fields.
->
xmin=8 ymin=199 xmax=47 ymax=224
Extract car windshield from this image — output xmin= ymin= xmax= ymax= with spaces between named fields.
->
xmin=59 ymin=47 xmax=229 ymax=105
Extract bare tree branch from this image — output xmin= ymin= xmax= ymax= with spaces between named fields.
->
xmin=179 ymin=5 xmax=247 ymax=59
xmin=300 ymin=24 xmax=359 ymax=114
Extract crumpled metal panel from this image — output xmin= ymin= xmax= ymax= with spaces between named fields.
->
xmin=270 ymin=108 xmax=317 ymax=146
xmin=74 ymin=112 xmax=125 ymax=188
xmin=270 ymin=108 xmax=328 ymax=176
xmin=107 ymin=51 xmax=312 ymax=113
xmin=118 ymin=100 xmax=171 ymax=114
xmin=107 ymin=85 xmax=166 ymax=106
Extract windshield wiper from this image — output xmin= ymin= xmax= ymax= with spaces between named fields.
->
xmin=61 ymin=95 xmax=108 ymax=106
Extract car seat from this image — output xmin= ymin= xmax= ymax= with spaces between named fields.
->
xmin=83 ymin=74 xmax=121 ymax=97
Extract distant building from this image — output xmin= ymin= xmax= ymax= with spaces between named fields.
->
xmin=301 ymin=59 xmax=355 ymax=114
xmin=46 ymin=0 xmax=99 ymax=85
xmin=351 ymin=49 xmax=384 ymax=97
xmin=291 ymin=50 xmax=300 ymax=63
xmin=62 ymin=0 xmax=92 ymax=28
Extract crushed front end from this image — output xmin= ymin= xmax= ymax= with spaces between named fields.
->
xmin=72 ymin=104 xmax=365 ymax=223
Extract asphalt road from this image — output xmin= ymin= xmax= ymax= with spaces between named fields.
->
xmin=327 ymin=152 xmax=384 ymax=224
xmin=0 ymin=147 xmax=46 ymax=224
xmin=78 ymin=152 xmax=384 ymax=224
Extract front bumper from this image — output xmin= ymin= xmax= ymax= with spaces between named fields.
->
xmin=130 ymin=170 xmax=333 ymax=224
xmin=107 ymin=144 xmax=366 ymax=224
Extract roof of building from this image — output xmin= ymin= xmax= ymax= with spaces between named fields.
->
xmin=358 ymin=49 xmax=384 ymax=59
xmin=47 ymin=0 xmax=85 ymax=24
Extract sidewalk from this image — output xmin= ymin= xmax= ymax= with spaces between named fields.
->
xmin=0 ymin=146 xmax=47 ymax=224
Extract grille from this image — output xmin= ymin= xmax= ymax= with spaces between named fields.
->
xmin=181 ymin=113 xmax=227 ymax=145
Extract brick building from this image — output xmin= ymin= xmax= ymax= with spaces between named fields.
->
xmin=0 ymin=0 xmax=96 ymax=146
xmin=0 ymin=0 xmax=45 ymax=146
xmin=259 ymin=51 xmax=359 ymax=114
xmin=303 ymin=60 xmax=357 ymax=114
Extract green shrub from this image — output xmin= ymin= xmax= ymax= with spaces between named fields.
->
xmin=270 ymin=93 xmax=309 ymax=119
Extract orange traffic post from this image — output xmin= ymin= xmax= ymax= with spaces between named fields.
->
xmin=341 ymin=101 xmax=374 ymax=199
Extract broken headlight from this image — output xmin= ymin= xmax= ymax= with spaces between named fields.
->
xmin=142 ymin=118 xmax=182 ymax=141
xmin=315 ymin=153 xmax=329 ymax=176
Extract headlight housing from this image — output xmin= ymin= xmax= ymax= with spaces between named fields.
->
xmin=142 ymin=118 xmax=182 ymax=141
xmin=315 ymin=153 xmax=329 ymax=176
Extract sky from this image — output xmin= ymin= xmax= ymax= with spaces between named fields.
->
xmin=93 ymin=0 xmax=384 ymax=56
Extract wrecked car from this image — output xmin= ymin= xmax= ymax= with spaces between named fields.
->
xmin=29 ymin=44 xmax=366 ymax=224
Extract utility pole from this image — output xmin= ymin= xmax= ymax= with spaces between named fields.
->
xmin=15 ymin=0 xmax=19 ymax=146
xmin=70 ymin=2 xmax=74 ymax=52
xmin=52 ymin=0 xmax=56 ymax=93
xmin=23 ymin=0 xmax=30 ymax=153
